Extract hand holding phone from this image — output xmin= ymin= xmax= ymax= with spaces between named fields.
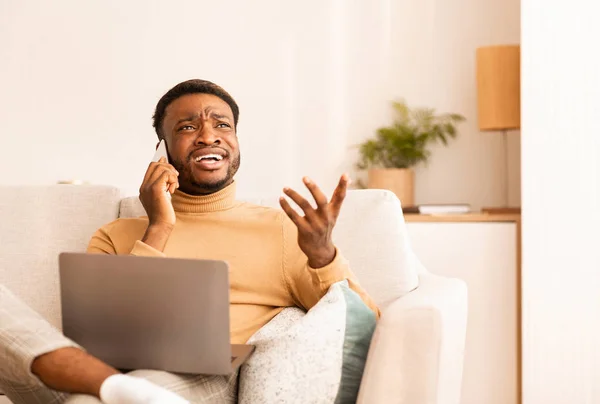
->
xmin=139 ymin=140 xmax=179 ymax=229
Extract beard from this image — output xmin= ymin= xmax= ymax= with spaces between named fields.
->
xmin=171 ymin=151 xmax=241 ymax=195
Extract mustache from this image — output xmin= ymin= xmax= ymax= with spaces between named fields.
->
xmin=187 ymin=146 xmax=229 ymax=161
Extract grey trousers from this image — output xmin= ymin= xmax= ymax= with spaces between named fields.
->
xmin=0 ymin=285 xmax=237 ymax=404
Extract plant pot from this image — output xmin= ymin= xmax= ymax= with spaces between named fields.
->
xmin=367 ymin=168 xmax=415 ymax=206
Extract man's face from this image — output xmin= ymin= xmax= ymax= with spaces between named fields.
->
xmin=161 ymin=93 xmax=240 ymax=195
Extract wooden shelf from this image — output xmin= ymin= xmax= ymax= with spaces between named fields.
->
xmin=404 ymin=213 xmax=521 ymax=223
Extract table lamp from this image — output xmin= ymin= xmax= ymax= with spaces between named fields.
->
xmin=476 ymin=44 xmax=521 ymax=214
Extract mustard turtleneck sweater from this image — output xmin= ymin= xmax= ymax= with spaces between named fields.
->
xmin=86 ymin=182 xmax=380 ymax=344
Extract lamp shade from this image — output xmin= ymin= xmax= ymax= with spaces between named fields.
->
xmin=476 ymin=45 xmax=521 ymax=131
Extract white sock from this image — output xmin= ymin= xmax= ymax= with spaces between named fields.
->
xmin=99 ymin=374 xmax=189 ymax=404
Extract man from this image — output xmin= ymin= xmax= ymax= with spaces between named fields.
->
xmin=0 ymin=79 xmax=379 ymax=403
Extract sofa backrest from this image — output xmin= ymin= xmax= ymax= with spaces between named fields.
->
xmin=0 ymin=185 xmax=122 ymax=329
xmin=120 ymin=189 xmax=418 ymax=308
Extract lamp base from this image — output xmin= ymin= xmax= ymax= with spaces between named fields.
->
xmin=481 ymin=206 xmax=521 ymax=215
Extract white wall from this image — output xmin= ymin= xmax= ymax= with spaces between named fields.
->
xmin=388 ymin=0 xmax=521 ymax=209
xmin=1 ymin=0 xmax=520 ymax=210
xmin=521 ymin=0 xmax=600 ymax=403
xmin=0 ymin=0 xmax=391 ymax=199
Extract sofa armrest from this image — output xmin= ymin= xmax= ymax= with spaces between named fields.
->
xmin=357 ymin=272 xmax=468 ymax=404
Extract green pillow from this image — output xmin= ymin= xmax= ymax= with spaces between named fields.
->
xmin=336 ymin=282 xmax=378 ymax=402
xmin=239 ymin=281 xmax=377 ymax=404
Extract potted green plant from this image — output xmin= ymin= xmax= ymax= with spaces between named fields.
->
xmin=356 ymin=100 xmax=465 ymax=206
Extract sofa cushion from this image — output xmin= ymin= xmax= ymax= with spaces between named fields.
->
xmin=0 ymin=185 xmax=122 ymax=329
xmin=238 ymin=281 xmax=376 ymax=404
xmin=119 ymin=189 xmax=418 ymax=307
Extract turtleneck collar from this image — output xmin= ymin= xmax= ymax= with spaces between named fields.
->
xmin=171 ymin=181 xmax=238 ymax=214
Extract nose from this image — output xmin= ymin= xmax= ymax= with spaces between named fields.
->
xmin=194 ymin=124 xmax=220 ymax=146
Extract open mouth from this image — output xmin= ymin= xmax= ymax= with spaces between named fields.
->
xmin=194 ymin=154 xmax=224 ymax=163
xmin=192 ymin=152 xmax=227 ymax=170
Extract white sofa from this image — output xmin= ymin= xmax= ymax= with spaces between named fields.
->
xmin=0 ymin=185 xmax=467 ymax=404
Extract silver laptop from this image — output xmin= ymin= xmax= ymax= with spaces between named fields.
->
xmin=58 ymin=253 xmax=254 ymax=375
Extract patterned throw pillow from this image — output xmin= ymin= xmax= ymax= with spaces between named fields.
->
xmin=238 ymin=281 xmax=377 ymax=404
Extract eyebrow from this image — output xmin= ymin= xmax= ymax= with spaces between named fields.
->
xmin=174 ymin=111 xmax=232 ymax=127
xmin=174 ymin=113 xmax=202 ymax=127
xmin=211 ymin=113 xmax=231 ymax=122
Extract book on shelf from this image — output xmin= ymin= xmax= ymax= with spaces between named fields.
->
xmin=403 ymin=204 xmax=471 ymax=215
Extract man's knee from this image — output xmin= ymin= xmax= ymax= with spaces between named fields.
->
xmin=0 ymin=285 xmax=80 ymax=391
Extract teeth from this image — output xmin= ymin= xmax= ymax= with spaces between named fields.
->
xmin=195 ymin=154 xmax=223 ymax=162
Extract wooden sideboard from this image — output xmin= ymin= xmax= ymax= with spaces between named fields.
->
xmin=405 ymin=214 xmax=521 ymax=404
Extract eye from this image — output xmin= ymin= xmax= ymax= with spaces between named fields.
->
xmin=178 ymin=125 xmax=195 ymax=131
xmin=217 ymin=123 xmax=231 ymax=128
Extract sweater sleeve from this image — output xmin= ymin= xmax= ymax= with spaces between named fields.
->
xmin=281 ymin=214 xmax=380 ymax=318
xmin=86 ymin=227 xmax=117 ymax=254
xmin=86 ymin=226 xmax=166 ymax=257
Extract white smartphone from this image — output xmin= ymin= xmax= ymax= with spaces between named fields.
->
xmin=152 ymin=139 xmax=172 ymax=199
xmin=152 ymin=139 xmax=169 ymax=163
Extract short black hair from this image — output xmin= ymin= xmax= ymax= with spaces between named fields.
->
xmin=152 ymin=79 xmax=239 ymax=139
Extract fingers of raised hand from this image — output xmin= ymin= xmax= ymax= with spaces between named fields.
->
xmin=283 ymin=187 xmax=317 ymax=217
xmin=281 ymin=185 xmax=330 ymax=235
xmin=279 ymin=196 xmax=309 ymax=230
xmin=302 ymin=177 xmax=328 ymax=209
xmin=329 ymin=174 xmax=349 ymax=217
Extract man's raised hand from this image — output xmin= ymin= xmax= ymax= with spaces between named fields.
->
xmin=279 ymin=174 xmax=349 ymax=268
